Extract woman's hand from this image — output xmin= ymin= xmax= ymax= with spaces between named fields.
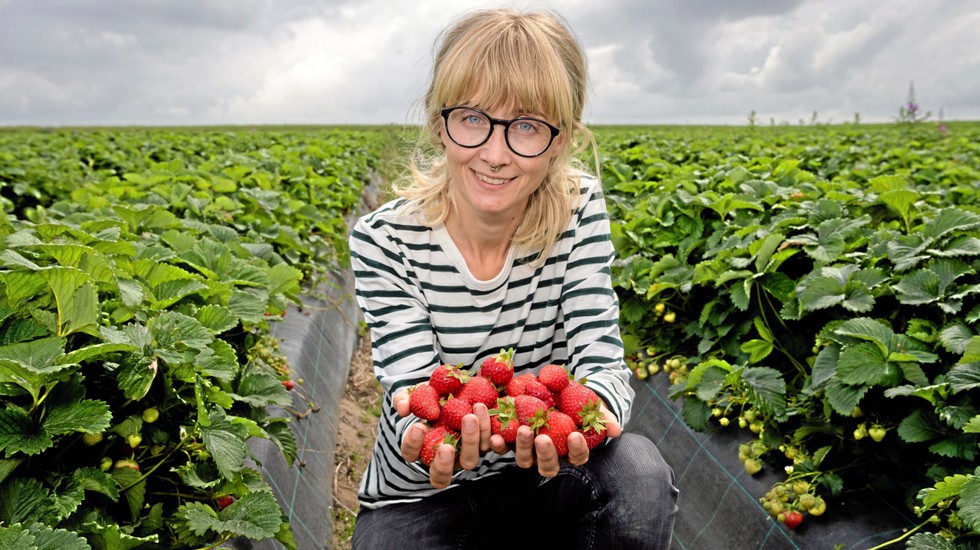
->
xmin=489 ymin=401 xmax=623 ymax=477
xmin=393 ymin=389 xmax=492 ymax=489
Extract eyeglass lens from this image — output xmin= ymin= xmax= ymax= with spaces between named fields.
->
xmin=445 ymin=108 xmax=555 ymax=157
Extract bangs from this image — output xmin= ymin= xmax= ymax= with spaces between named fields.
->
xmin=432 ymin=15 xmax=573 ymax=125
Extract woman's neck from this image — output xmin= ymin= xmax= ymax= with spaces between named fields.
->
xmin=444 ymin=210 xmax=519 ymax=280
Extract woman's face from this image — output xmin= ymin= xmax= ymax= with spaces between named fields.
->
xmin=440 ymin=103 xmax=563 ymax=225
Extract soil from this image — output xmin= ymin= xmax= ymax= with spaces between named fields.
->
xmin=330 ymin=331 xmax=381 ymax=549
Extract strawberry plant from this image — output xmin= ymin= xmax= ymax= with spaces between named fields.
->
xmin=600 ymin=123 xmax=980 ymax=545
xmin=0 ymin=127 xmax=392 ymax=548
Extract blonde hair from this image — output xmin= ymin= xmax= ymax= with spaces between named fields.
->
xmin=393 ymin=8 xmax=598 ymax=266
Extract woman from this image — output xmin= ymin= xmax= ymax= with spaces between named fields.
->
xmin=349 ymin=8 xmax=677 ymax=549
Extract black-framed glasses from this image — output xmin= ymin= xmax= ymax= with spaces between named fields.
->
xmin=440 ymin=106 xmax=560 ymax=158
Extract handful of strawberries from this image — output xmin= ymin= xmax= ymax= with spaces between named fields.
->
xmin=408 ymin=348 xmax=609 ymax=465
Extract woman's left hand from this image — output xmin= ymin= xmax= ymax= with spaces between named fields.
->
xmin=490 ymin=402 xmax=623 ymax=477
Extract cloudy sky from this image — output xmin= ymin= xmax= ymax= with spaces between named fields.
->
xmin=1 ymin=0 xmax=977 ymax=127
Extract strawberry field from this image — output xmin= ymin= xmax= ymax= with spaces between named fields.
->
xmin=1 ymin=121 xmax=978 ymax=549
xmin=0 ymin=128 xmax=388 ymax=548
xmin=597 ymin=121 xmax=980 ymax=548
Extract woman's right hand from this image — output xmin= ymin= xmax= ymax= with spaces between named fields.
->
xmin=393 ymin=389 xmax=491 ymax=489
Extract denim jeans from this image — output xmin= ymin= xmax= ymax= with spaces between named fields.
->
xmin=352 ymin=432 xmax=679 ymax=549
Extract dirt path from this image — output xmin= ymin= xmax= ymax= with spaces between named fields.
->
xmin=330 ymin=331 xmax=381 ymax=549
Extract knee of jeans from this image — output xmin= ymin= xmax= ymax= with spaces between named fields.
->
xmin=609 ymin=433 xmax=678 ymax=502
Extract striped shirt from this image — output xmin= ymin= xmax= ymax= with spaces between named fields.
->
xmin=348 ymin=173 xmax=633 ymax=509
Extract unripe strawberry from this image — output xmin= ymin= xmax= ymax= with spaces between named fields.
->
xmin=114 ymin=458 xmax=140 ymax=471
xmin=141 ymin=407 xmax=160 ymax=423
xmin=126 ymin=433 xmax=142 ymax=448
xmin=663 ymin=311 xmax=676 ymax=323
xmin=99 ymin=457 xmax=113 ymax=471
xmin=743 ymin=458 xmax=763 ymax=475
xmin=83 ymin=432 xmax=104 ymax=446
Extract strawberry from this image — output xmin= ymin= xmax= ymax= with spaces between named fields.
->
xmin=282 ymin=379 xmax=296 ymax=391
xmin=439 ymin=396 xmax=474 ymax=432
xmin=457 ymin=376 xmax=498 ymax=410
xmin=557 ymin=380 xmax=601 ymax=425
xmin=513 ymin=394 xmax=549 ymax=429
xmin=538 ymin=410 xmax=576 ymax=456
xmin=537 ymin=363 xmax=570 ymax=393
xmin=429 ymin=363 xmax=469 ymax=396
xmin=409 ymin=383 xmax=442 ymax=421
xmin=215 ymin=495 xmax=235 ymax=510
xmin=420 ymin=425 xmax=459 ymax=465
xmin=489 ymin=396 xmax=520 ymax=443
xmin=523 ymin=379 xmax=555 ymax=408
xmin=782 ymin=510 xmax=803 ymax=530
xmin=479 ymin=348 xmax=515 ymax=387
xmin=505 ymin=372 xmax=536 ymax=396
xmin=578 ymin=424 xmax=607 ymax=449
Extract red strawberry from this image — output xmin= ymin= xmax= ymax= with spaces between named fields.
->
xmin=409 ymin=383 xmax=441 ymax=421
xmin=489 ymin=396 xmax=520 ymax=443
xmin=281 ymin=379 xmax=296 ymax=391
xmin=557 ymin=380 xmax=601 ymax=425
xmin=513 ymin=394 xmax=549 ymax=429
xmin=783 ymin=510 xmax=803 ymax=530
xmin=523 ymin=379 xmax=555 ymax=408
xmin=505 ymin=372 xmax=535 ymax=396
xmin=458 ymin=376 xmax=498 ymax=410
xmin=429 ymin=363 xmax=469 ymax=396
xmin=578 ymin=424 xmax=607 ymax=449
xmin=215 ymin=495 xmax=235 ymax=510
xmin=479 ymin=348 xmax=515 ymax=387
xmin=537 ymin=364 xmax=570 ymax=393
xmin=539 ymin=410 xmax=576 ymax=456
xmin=439 ymin=396 xmax=474 ymax=432
xmin=420 ymin=426 xmax=459 ymax=465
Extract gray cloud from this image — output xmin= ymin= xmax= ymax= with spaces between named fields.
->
xmin=1 ymin=0 xmax=977 ymax=126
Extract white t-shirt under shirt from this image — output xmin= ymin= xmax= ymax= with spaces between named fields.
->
xmin=348 ymin=173 xmax=633 ymax=509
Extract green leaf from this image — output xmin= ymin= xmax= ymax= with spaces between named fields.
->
xmin=0 ymin=458 xmax=22 ymax=486
xmin=1 ymin=271 xmax=48 ymax=311
xmin=740 ymin=339 xmax=773 ymax=364
xmin=234 ymin=369 xmax=292 ymax=408
xmin=928 ymin=435 xmax=977 ymax=460
xmin=811 ymin=345 xmax=839 ymax=388
xmin=227 ymin=290 xmax=267 ymax=323
xmin=70 ymin=466 xmax=119 ymax=502
xmin=0 ymin=523 xmax=34 ymax=549
xmin=150 ymin=278 xmax=208 ymax=309
xmin=0 ymin=407 xmax=53 ymax=456
xmin=0 ymin=476 xmax=50 ymax=524
xmin=948 ymin=362 xmax=980 ymax=394
xmin=42 ymin=399 xmax=111 ymax=436
xmin=201 ymin=408 xmax=248 ymax=480
xmin=959 ymin=475 xmax=980 ymax=531
xmin=833 ymin=317 xmax=893 ymax=356
xmin=965 ymin=415 xmax=980 ymax=434
xmin=24 ymin=523 xmax=91 ymax=550
xmin=0 ymin=337 xmax=69 ymax=376
xmin=109 ymin=465 xmax=145 ymax=522
xmin=680 ymin=397 xmax=711 ymax=432
xmin=195 ymin=305 xmax=239 ymax=334
xmin=825 ymin=378 xmax=867 ymax=416
xmin=61 ymin=342 xmax=138 ymax=365
xmin=905 ymin=532 xmax=957 ymax=550
xmin=740 ymin=366 xmax=786 ymax=417
xmin=836 ymin=342 xmax=896 ymax=386
xmin=178 ymin=491 xmax=282 ymax=541
xmin=80 ymin=521 xmax=158 ymax=549
xmin=268 ymin=263 xmax=302 ymax=297
xmin=38 ymin=268 xmax=99 ymax=337
xmin=116 ymin=354 xmax=157 ymax=400
xmin=922 ymin=207 xmax=980 ymax=240
xmin=898 ymin=409 xmax=944 ymax=443
xmin=264 ymin=420 xmax=297 ymax=466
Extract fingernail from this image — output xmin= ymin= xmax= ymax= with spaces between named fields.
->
xmin=463 ymin=417 xmax=476 ymax=432
xmin=438 ymin=446 xmax=453 ymax=460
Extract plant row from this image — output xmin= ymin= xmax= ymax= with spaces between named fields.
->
xmin=597 ymin=122 xmax=980 ymax=545
xmin=0 ymin=128 xmax=391 ymax=549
